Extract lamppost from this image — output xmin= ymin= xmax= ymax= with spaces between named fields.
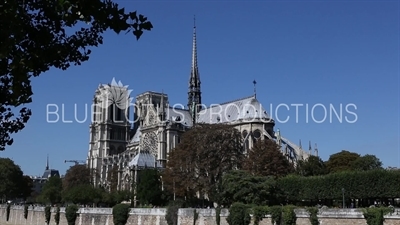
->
xmin=342 ymin=188 xmax=345 ymax=208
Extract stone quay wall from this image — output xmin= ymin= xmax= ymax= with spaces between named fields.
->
xmin=1 ymin=205 xmax=400 ymax=225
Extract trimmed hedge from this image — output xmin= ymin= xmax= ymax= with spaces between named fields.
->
xmin=24 ymin=205 xmax=28 ymax=219
xmin=65 ymin=205 xmax=79 ymax=225
xmin=54 ymin=206 xmax=60 ymax=225
xmin=45 ymin=206 xmax=51 ymax=225
xmin=112 ymin=204 xmax=131 ymax=225
xmin=226 ymin=202 xmax=251 ymax=225
xmin=277 ymin=170 xmax=400 ymax=205
xmin=363 ymin=207 xmax=394 ymax=225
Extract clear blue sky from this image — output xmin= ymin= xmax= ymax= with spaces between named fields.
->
xmin=1 ymin=0 xmax=399 ymax=176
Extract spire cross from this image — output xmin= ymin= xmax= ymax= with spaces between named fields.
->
xmin=253 ymin=80 xmax=257 ymax=98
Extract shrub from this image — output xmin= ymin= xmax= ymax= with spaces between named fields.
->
xmin=193 ymin=209 xmax=199 ymax=225
xmin=282 ymin=205 xmax=296 ymax=225
xmin=65 ymin=205 xmax=79 ymax=225
xmin=216 ymin=207 xmax=221 ymax=225
xmin=6 ymin=204 xmax=10 ymax=221
xmin=269 ymin=206 xmax=282 ymax=225
xmin=226 ymin=202 xmax=251 ymax=225
xmin=45 ymin=206 xmax=51 ymax=225
xmin=363 ymin=207 xmax=394 ymax=225
xmin=112 ymin=204 xmax=131 ymax=225
xmin=307 ymin=207 xmax=319 ymax=225
xmin=252 ymin=206 xmax=268 ymax=225
xmin=24 ymin=205 xmax=29 ymax=219
xmin=54 ymin=206 xmax=60 ymax=225
xmin=165 ymin=200 xmax=184 ymax=225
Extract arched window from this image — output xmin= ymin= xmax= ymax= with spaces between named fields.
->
xmin=116 ymin=108 xmax=122 ymax=121
xmin=109 ymin=104 xmax=114 ymax=121
xmin=253 ymin=129 xmax=261 ymax=139
xmin=242 ymin=130 xmax=248 ymax=139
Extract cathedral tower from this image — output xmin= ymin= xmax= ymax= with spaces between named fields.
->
xmin=87 ymin=83 xmax=131 ymax=187
xmin=187 ymin=17 xmax=202 ymax=122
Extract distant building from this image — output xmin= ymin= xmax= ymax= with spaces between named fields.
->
xmin=387 ymin=166 xmax=400 ymax=171
xmin=29 ymin=155 xmax=60 ymax=196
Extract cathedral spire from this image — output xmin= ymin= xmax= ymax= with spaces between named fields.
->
xmin=253 ymin=80 xmax=257 ymax=98
xmin=46 ymin=154 xmax=49 ymax=170
xmin=159 ymin=90 xmax=166 ymax=122
xmin=188 ymin=15 xmax=202 ymax=121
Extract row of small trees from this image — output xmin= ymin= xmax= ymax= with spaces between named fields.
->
xmin=219 ymin=169 xmax=400 ymax=208
xmin=278 ymin=170 xmax=400 ymax=206
xmin=6 ymin=203 xmax=130 ymax=225
xmin=225 ymin=203 xmax=395 ymax=225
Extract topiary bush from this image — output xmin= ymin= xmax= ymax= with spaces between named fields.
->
xmin=216 ymin=207 xmax=221 ymax=225
xmin=165 ymin=200 xmax=184 ymax=225
xmin=282 ymin=205 xmax=296 ymax=225
xmin=252 ymin=206 xmax=268 ymax=225
xmin=363 ymin=207 xmax=394 ymax=225
xmin=54 ymin=206 xmax=60 ymax=225
xmin=45 ymin=206 xmax=51 ymax=225
xmin=193 ymin=209 xmax=199 ymax=225
xmin=65 ymin=205 xmax=79 ymax=225
xmin=6 ymin=204 xmax=11 ymax=221
xmin=112 ymin=204 xmax=131 ymax=225
xmin=269 ymin=206 xmax=282 ymax=225
xmin=226 ymin=202 xmax=251 ymax=225
xmin=24 ymin=205 xmax=29 ymax=219
xmin=307 ymin=207 xmax=319 ymax=225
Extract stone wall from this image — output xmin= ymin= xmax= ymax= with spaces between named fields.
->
xmin=1 ymin=205 xmax=400 ymax=225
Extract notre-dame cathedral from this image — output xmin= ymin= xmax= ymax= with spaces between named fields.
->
xmin=86 ymin=24 xmax=316 ymax=191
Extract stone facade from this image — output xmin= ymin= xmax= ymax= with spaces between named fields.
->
xmin=86 ymin=24 xmax=315 ymax=192
xmin=1 ymin=206 xmax=400 ymax=225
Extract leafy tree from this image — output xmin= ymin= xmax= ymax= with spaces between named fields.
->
xmin=136 ymin=169 xmax=163 ymax=206
xmin=325 ymin=150 xmax=360 ymax=173
xmin=162 ymin=124 xmax=244 ymax=203
xmin=0 ymin=157 xmax=24 ymax=200
xmin=219 ymin=170 xmax=276 ymax=207
xmin=0 ymin=0 xmax=152 ymax=151
xmin=296 ymin=155 xmax=328 ymax=176
xmin=351 ymin=154 xmax=383 ymax=171
xmin=105 ymin=190 xmax=132 ymax=205
xmin=62 ymin=184 xmax=101 ymax=205
xmin=21 ymin=175 xmax=34 ymax=200
xmin=243 ymin=139 xmax=294 ymax=178
xmin=62 ymin=164 xmax=91 ymax=191
xmin=38 ymin=175 xmax=62 ymax=204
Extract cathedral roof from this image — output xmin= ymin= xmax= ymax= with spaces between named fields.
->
xmin=128 ymin=151 xmax=163 ymax=169
xmin=130 ymin=127 xmax=141 ymax=144
xmin=197 ymin=95 xmax=271 ymax=124
xmin=42 ymin=169 xmax=60 ymax=179
xmin=166 ymin=107 xmax=193 ymax=127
